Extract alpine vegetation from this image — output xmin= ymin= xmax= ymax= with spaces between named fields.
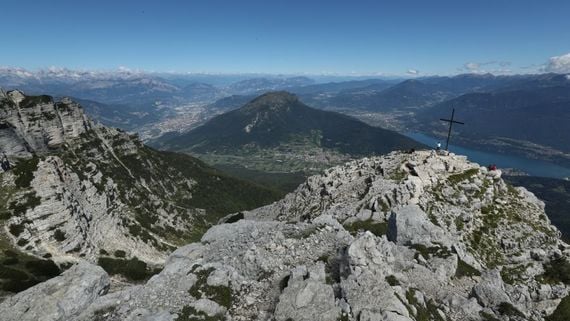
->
xmin=2 ymin=149 xmax=568 ymax=321
xmin=0 ymin=89 xmax=279 ymax=291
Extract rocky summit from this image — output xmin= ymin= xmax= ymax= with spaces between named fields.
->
xmin=0 ymin=90 xmax=278 ymax=294
xmin=2 ymin=150 xmax=569 ymax=320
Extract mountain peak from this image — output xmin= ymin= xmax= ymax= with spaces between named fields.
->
xmin=0 ymin=90 xmax=279 ymax=286
xmin=0 ymin=92 xmax=91 ymax=158
xmin=241 ymin=91 xmax=301 ymax=113
xmin=154 ymin=92 xmax=423 ymax=173
xmin=4 ymin=150 xmax=568 ymax=321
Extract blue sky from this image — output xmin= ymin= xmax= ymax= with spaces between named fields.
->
xmin=1 ymin=0 xmax=569 ymax=75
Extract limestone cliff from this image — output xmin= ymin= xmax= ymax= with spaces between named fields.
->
xmin=2 ymin=150 xmax=568 ymax=321
xmin=0 ymin=90 xmax=278 ymax=293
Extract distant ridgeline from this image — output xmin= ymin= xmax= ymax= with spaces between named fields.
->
xmin=151 ymin=91 xmax=424 ymax=174
xmin=409 ymin=73 xmax=570 ymax=167
xmin=0 ymin=89 xmax=279 ymax=293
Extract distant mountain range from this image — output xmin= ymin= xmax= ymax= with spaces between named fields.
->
xmin=301 ymin=73 xmax=570 ymax=112
xmin=316 ymin=79 xmax=451 ymax=111
xmin=411 ymin=74 xmax=570 ymax=166
xmin=0 ymin=68 xmax=315 ymax=105
xmin=152 ymin=91 xmax=423 ymax=173
xmin=227 ymin=76 xmax=314 ymax=94
xmin=2 ymin=68 xmax=569 ymax=168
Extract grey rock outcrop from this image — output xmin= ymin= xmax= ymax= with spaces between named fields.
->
xmin=0 ymin=91 xmax=90 ymax=158
xmin=0 ymin=90 xmax=202 ymax=265
xmin=0 ymin=262 xmax=109 ymax=321
xmin=387 ymin=204 xmax=450 ymax=247
xmin=1 ymin=150 xmax=569 ymax=321
xmin=274 ymin=263 xmax=340 ymax=321
xmin=0 ymin=91 xmax=275 ymax=274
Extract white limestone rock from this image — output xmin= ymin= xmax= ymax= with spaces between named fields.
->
xmin=0 ymin=262 xmax=109 ymax=321
xmin=274 ymin=263 xmax=340 ymax=321
xmin=2 ymin=150 xmax=568 ymax=321
xmin=387 ymin=204 xmax=450 ymax=247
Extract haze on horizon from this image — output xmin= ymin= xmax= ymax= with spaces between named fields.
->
xmin=1 ymin=0 xmax=570 ymax=76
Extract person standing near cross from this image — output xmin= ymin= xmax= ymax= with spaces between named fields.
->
xmin=440 ymin=108 xmax=464 ymax=151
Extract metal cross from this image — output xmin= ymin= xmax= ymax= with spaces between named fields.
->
xmin=440 ymin=108 xmax=464 ymax=151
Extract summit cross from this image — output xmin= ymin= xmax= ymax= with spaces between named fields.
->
xmin=440 ymin=108 xmax=464 ymax=151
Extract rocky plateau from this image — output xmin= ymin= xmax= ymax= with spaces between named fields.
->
xmin=1 ymin=146 xmax=569 ymax=321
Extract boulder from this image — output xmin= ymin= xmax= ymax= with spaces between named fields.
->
xmin=387 ymin=204 xmax=449 ymax=247
xmin=275 ymin=263 xmax=340 ymax=321
xmin=0 ymin=262 xmax=109 ymax=321
xmin=471 ymin=270 xmax=511 ymax=308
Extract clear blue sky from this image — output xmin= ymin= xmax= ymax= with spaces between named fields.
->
xmin=1 ymin=0 xmax=569 ymax=75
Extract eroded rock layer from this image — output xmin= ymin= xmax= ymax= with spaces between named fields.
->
xmin=2 ymin=150 xmax=567 ymax=321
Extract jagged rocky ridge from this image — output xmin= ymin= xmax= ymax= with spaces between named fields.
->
xmin=0 ymin=89 xmax=278 ymax=285
xmin=2 ymin=150 xmax=569 ymax=320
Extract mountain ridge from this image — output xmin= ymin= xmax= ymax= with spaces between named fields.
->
xmin=2 ymin=150 xmax=569 ymax=320
xmin=411 ymin=83 xmax=570 ymax=166
xmin=0 ymin=89 xmax=279 ymax=293
xmin=154 ymin=91 xmax=424 ymax=170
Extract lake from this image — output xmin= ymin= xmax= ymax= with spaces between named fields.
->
xmin=405 ymin=132 xmax=570 ymax=179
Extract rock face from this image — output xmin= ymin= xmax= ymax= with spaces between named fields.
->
xmin=3 ymin=150 xmax=568 ymax=320
xmin=0 ymin=90 xmax=278 ymax=272
xmin=0 ymin=92 xmax=90 ymax=157
xmin=0 ymin=262 xmax=109 ymax=321
xmin=0 ymin=90 xmax=196 ymax=265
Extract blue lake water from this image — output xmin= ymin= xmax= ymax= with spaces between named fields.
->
xmin=405 ymin=132 xmax=570 ymax=179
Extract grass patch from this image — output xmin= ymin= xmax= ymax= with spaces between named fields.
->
xmin=113 ymin=250 xmax=126 ymax=258
xmin=9 ymin=191 xmax=41 ymax=216
xmin=98 ymin=257 xmax=160 ymax=281
xmin=547 ymin=295 xmax=570 ymax=321
xmin=537 ymin=257 xmax=570 ymax=284
xmin=501 ymin=264 xmax=528 ymax=285
xmin=24 ymin=260 xmax=60 ymax=278
xmin=386 ymin=275 xmax=400 ymax=286
xmin=19 ymin=95 xmax=52 ymax=108
xmin=13 ymin=157 xmax=40 ymax=188
xmin=497 ymin=302 xmax=525 ymax=318
xmin=189 ymin=266 xmax=233 ymax=309
xmin=344 ymin=220 xmax=388 ymax=237
xmin=469 ymin=226 xmax=504 ymax=269
xmin=389 ymin=169 xmax=407 ymax=182
xmin=93 ymin=306 xmax=117 ymax=321
xmin=53 ymin=229 xmax=66 ymax=241
xmin=176 ymin=305 xmax=224 ymax=321
xmin=454 ymin=216 xmax=464 ymax=231
xmin=410 ymin=244 xmax=452 ymax=260
xmin=447 ymin=168 xmax=479 ymax=185
xmin=405 ymin=288 xmax=445 ymax=321
xmin=9 ymin=223 xmax=25 ymax=237
xmin=0 ymin=242 xmax=62 ymax=293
